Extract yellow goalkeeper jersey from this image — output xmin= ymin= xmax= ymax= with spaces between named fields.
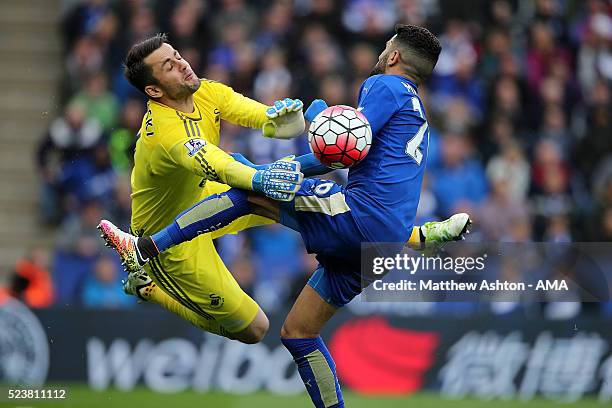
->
xmin=130 ymin=79 xmax=268 ymax=236
xmin=129 ymin=79 xmax=274 ymax=332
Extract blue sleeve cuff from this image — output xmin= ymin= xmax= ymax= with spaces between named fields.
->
xmin=304 ymin=99 xmax=328 ymax=122
xmin=230 ymin=152 xmax=269 ymax=171
xmin=232 ymin=151 xmax=329 ymax=177
xmin=296 ymin=153 xmax=330 ymax=176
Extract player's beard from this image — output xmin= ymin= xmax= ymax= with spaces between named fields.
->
xmin=167 ymin=81 xmax=200 ymax=100
xmin=370 ymin=63 xmax=385 ymax=76
xmin=370 ymin=51 xmax=389 ymax=76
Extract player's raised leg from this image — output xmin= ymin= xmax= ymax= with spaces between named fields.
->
xmin=99 ymin=190 xmax=471 ymax=274
xmin=98 ymin=188 xmax=255 ymax=272
xmin=123 ymin=270 xmax=232 ymax=337
xmin=98 ymin=155 xmax=299 ymax=273
xmin=122 ymin=267 xmax=269 ymax=343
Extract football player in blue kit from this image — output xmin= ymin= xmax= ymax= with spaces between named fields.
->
xmin=101 ymin=25 xmax=470 ymax=407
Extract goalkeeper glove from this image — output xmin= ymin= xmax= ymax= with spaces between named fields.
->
xmin=251 ymin=159 xmax=303 ymax=201
xmin=262 ymin=98 xmax=305 ymax=139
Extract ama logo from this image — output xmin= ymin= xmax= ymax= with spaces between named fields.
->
xmin=329 ymin=317 xmax=439 ymax=394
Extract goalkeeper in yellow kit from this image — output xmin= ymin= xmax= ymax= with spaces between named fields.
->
xmin=103 ymin=34 xmax=306 ymax=343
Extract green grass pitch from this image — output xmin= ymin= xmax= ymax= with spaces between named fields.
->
xmin=0 ymin=385 xmax=605 ymax=408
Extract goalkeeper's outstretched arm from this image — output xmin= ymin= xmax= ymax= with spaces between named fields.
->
xmin=209 ymin=80 xmax=305 ymax=139
xmin=163 ymin=136 xmax=303 ymax=201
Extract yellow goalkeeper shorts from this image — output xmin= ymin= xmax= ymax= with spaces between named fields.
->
xmin=145 ymin=181 xmax=274 ymax=333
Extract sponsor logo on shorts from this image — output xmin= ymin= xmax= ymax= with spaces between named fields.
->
xmin=209 ymin=294 xmax=224 ymax=309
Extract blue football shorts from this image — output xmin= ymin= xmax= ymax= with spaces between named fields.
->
xmin=280 ymin=178 xmax=366 ymax=308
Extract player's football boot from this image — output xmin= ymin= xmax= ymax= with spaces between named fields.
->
xmin=97 ymin=220 xmax=149 ymax=273
xmin=122 ymin=269 xmax=155 ymax=301
xmin=421 ymin=213 xmax=472 ymax=243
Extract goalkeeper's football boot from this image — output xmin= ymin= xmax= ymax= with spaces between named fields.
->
xmin=97 ymin=220 xmax=149 ymax=273
xmin=123 ymin=269 xmax=155 ymax=301
xmin=421 ymin=213 xmax=472 ymax=243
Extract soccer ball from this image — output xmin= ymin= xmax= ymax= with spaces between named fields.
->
xmin=308 ymin=105 xmax=372 ymax=169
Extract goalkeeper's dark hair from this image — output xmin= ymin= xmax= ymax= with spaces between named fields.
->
xmin=392 ymin=24 xmax=441 ymax=84
xmin=124 ymin=33 xmax=168 ymax=95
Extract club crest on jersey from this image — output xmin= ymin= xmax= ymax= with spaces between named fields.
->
xmin=184 ymin=138 xmax=206 ymax=157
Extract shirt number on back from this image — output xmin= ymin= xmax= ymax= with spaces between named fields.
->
xmin=405 ymin=97 xmax=428 ymax=165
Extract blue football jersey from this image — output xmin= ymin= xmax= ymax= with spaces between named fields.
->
xmin=345 ymin=74 xmax=429 ymax=243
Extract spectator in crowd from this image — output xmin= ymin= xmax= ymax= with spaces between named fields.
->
xmin=430 ymin=133 xmax=488 ymax=217
xmin=530 ymin=139 xmax=573 ymax=238
xmin=526 ymin=21 xmax=572 ymax=101
xmin=253 ymin=47 xmax=292 ymax=102
xmin=58 ymin=143 xmax=117 ymax=210
xmin=489 ymin=76 xmax=526 ymax=134
xmin=342 ymin=0 xmax=396 ymax=44
xmin=126 ymin=6 xmax=158 ymax=46
xmin=478 ymin=175 xmax=528 ymax=242
xmin=296 ymin=0 xmax=345 ymax=42
xmin=68 ymin=71 xmax=120 ymax=131
xmin=108 ymin=176 xmax=132 ymax=231
xmin=575 ymin=4 xmax=612 ymax=91
xmin=82 ymin=255 xmax=134 ymax=308
xmin=575 ymin=79 xmax=612 ymax=184
xmin=211 ymin=0 xmax=257 ymax=43
xmin=481 ymin=152 xmax=530 ymax=241
xmin=52 ymin=200 xmax=110 ymax=305
xmin=486 ymin=141 xmax=530 ymax=202
xmin=168 ymin=0 xmax=209 ymax=53
xmin=36 ymin=101 xmax=105 ymax=223
xmin=64 ymin=36 xmax=105 ymax=99
xmin=9 ymin=248 xmax=54 ymax=308
xmin=256 ymin=1 xmax=295 ymax=54
xmin=61 ymin=0 xmax=109 ymax=50
xmin=431 ymin=32 xmax=484 ymax=121
xmin=231 ymin=42 xmax=258 ymax=96
xmin=209 ymin=21 xmax=248 ymax=72
xmin=90 ymin=10 xmax=121 ymax=68
xmin=591 ymin=170 xmax=612 ymax=241
xmin=479 ymin=27 xmax=514 ymax=85
xmin=108 ymin=98 xmax=145 ymax=174
xmin=396 ymin=0 xmax=440 ymax=27
xmin=55 ymin=200 xmax=107 ymax=259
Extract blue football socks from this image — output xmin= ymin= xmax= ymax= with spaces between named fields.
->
xmin=151 ymin=189 xmax=250 ymax=252
xmin=282 ymin=337 xmax=344 ymax=408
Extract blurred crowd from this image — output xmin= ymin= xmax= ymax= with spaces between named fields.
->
xmin=7 ymin=0 xmax=611 ymax=317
